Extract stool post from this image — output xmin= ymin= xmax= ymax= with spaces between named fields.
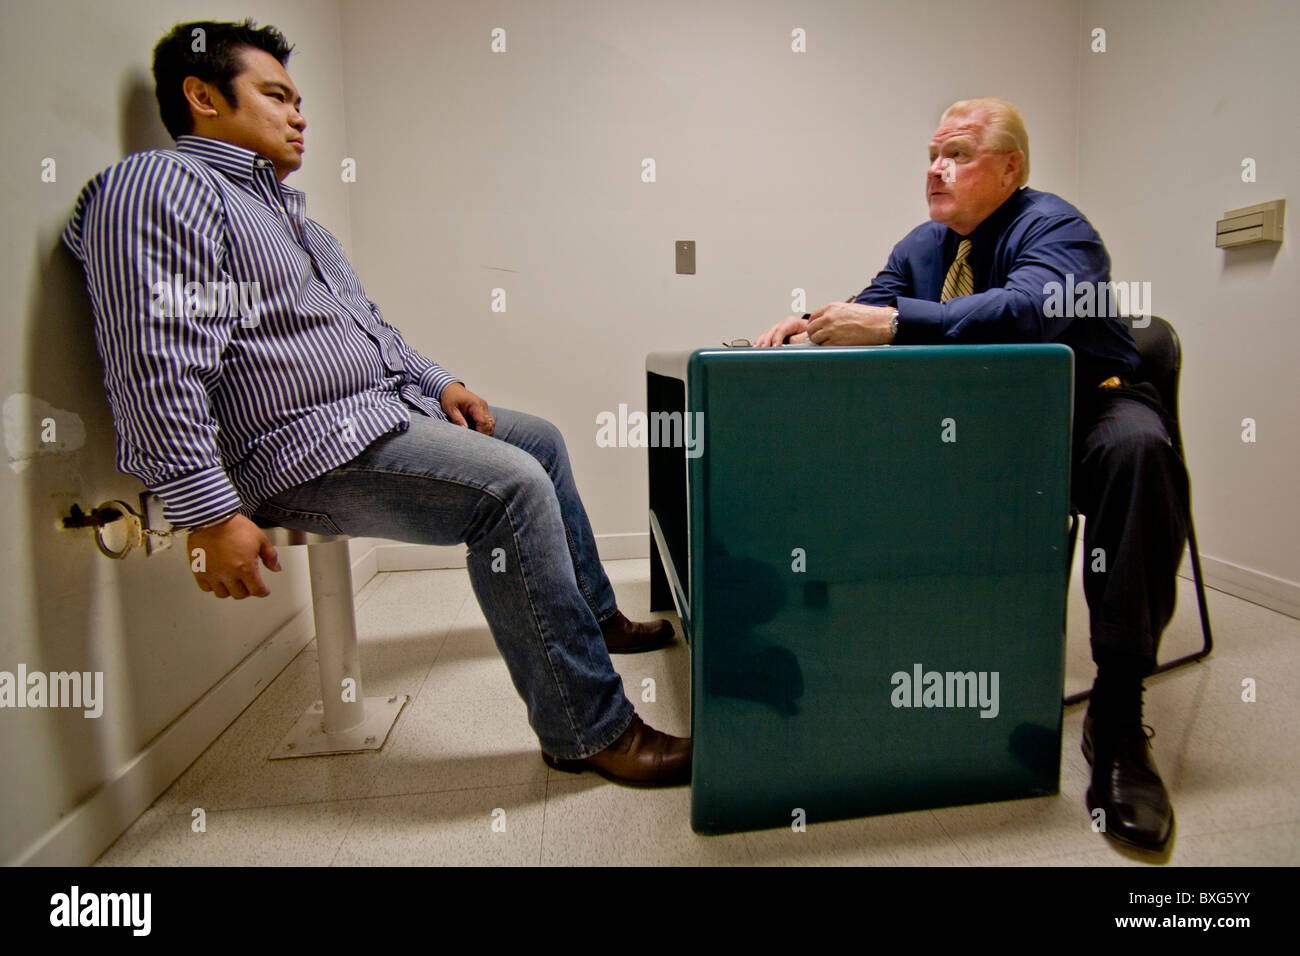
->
xmin=261 ymin=525 xmax=408 ymax=758
xmin=307 ymin=538 xmax=366 ymax=735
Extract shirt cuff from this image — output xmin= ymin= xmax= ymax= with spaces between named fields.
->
xmin=152 ymin=466 xmax=244 ymax=527
xmin=893 ymin=296 xmax=947 ymax=344
xmin=418 ymin=367 xmax=460 ymax=403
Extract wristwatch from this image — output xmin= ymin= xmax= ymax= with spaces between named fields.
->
xmin=889 ymin=308 xmax=900 ymax=342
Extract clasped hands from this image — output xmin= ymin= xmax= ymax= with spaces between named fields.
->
xmin=754 ymin=302 xmax=896 ymax=348
xmin=188 ymin=381 xmax=496 ymax=600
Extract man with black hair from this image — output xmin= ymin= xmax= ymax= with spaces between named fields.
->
xmin=63 ymin=20 xmax=689 ymax=786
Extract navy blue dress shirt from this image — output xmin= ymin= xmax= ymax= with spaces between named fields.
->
xmin=852 ymin=186 xmax=1140 ymax=390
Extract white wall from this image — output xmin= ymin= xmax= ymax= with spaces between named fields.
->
xmin=338 ymin=0 xmax=1085 ymax=540
xmin=0 ymin=0 xmax=351 ymax=864
xmin=5 ymin=0 xmax=1294 ymax=866
xmin=1076 ymin=0 xmax=1299 ymax=608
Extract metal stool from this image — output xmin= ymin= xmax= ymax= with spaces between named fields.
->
xmin=259 ymin=526 xmax=407 ymax=758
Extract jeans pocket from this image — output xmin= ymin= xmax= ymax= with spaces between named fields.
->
xmin=252 ymin=501 xmax=346 ymax=537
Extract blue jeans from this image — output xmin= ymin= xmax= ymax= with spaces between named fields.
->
xmin=250 ymin=407 xmax=636 ymax=759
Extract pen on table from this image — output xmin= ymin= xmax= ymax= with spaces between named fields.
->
xmin=788 ymin=294 xmax=857 ymax=344
xmin=782 ymin=312 xmax=813 ymax=345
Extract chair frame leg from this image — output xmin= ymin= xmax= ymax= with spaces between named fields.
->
xmin=1062 ymin=514 xmax=1213 ymax=707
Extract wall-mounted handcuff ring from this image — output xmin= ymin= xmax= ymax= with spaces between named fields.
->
xmin=92 ymin=500 xmax=144 ymax=559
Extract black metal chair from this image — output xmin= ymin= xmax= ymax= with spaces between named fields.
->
xmin=1063 ymin=315 xmax=1214 ymax=705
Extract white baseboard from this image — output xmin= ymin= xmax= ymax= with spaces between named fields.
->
xmin=349 ymin=537 xmax=379 ymax=586
xmin=1188 ymin=551 xmax=1300 ymax=620
xmin=374 ymin=542 xmax=469 ymax=572
xmin=11 ymin=547 xmax=380 ymax=867
xmin=371 ymin=531 xmax=651 ymax=572
xmin=592 ymin=532 xmax=651 ymax=561
xmin=367 ymin=535 xmax=1299 ymax=622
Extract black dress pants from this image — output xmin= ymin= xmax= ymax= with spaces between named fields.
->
xmin=1071 ymin=383 xmax=1191 ymax=666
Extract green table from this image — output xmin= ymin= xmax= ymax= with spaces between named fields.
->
xmin=646 ymin=345 xmax=1074 ymax=834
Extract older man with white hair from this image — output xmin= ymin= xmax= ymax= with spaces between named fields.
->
xmin=757 ymin=97 xmax=1190 ymax=854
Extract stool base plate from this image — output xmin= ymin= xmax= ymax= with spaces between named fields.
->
xmin=269 ymin=695 xmax=409 ymax=759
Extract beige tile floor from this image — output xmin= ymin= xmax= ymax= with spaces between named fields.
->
xmin=95 ymin=555 xmax=1300 ymax=866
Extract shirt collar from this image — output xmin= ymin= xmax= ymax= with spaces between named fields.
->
xmin=174 ymin=135 xmax=271 ymax=181
xmin=960 ymin=185 xmax=1031 ymax=250
xmin=174 ymin=134 xmax=306 ymax=209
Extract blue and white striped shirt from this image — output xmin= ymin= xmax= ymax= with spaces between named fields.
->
xmin=63 ymin=135 xmax=457 ymax=527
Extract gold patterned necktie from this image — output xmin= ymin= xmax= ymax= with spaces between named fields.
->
xmin=940 ymin=238 xmax=974 ymax=302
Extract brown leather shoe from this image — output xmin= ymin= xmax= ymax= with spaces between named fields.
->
xmin=543 ymin=714 xmax=691 ymax=786
xmin=599 ymin=610 xmax=675 ymax=653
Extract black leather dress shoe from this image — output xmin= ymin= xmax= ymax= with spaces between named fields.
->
xmin=599 ymin=610 xmax=675 ymax=653
xmin=1082 ymin=713 xmax=1174 ymax=852
xmin=542 ymin=714 xmax=691 ymax=786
